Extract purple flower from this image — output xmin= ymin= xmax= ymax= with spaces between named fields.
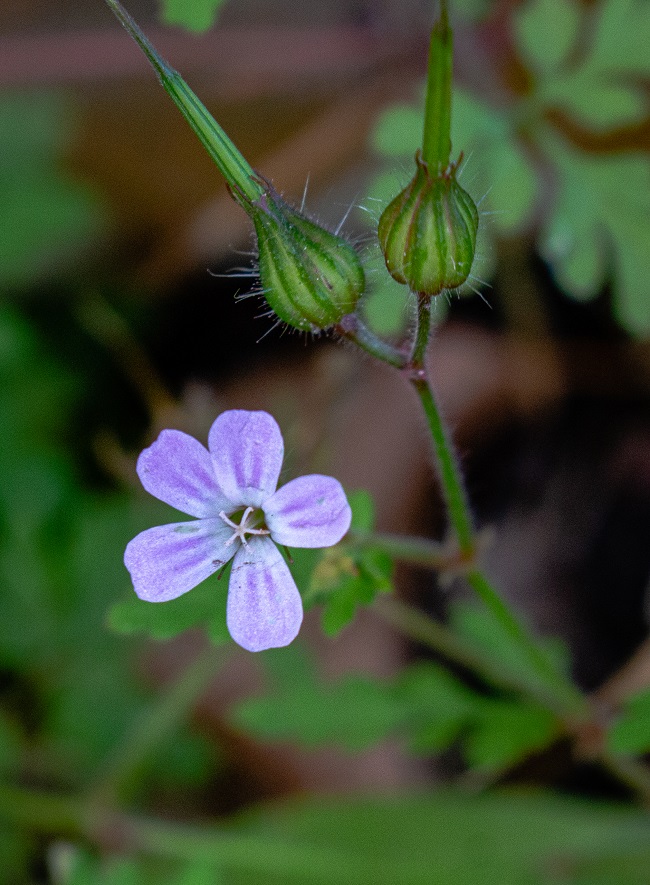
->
xmin=124 ymin=410 xmax=352 ymax=652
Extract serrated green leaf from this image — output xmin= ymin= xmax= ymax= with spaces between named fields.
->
xmin=588 ymin=0 xmax=650 ymax=78
xmin=396 ymin=662 xmax=478 ymax=753
xmin=465 ymin=698 xmax=559 ymax=769
xmin=513 ymin=0 xmax=581 ymax=77
xmin=307 ymin=490 xmax=393 ymax=635
xmin=485 ymin=141 xmax=539 ymax=233
xmin=108 ymin=577 xmax=229 ymax=643
xmin=538 ymin=129 xmax=650 ymax=334
xmin=608 ymin=688 xmax=650 ymax=754
xmin=449 ymin=599 xmax=571 ymax=692
xmin=517 ymin=0 xmax=650 ymax=131
xmin=540 ymin=76 xmax=647 ymax=130
xmin=160 ymin=0 xmax=228 ymax=32
xmin=232 ymin=667 xmax=403 ymax=751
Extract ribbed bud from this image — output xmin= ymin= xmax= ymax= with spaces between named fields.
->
xmin=378 ymin=151 xmax=478 ymax=297
xmin=237 ymin=183 xmax=365 ymax=332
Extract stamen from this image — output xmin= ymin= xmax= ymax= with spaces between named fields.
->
xmin=219 ymin=507 xmax=271 ymax=547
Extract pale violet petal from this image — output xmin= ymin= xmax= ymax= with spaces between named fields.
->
xmin=124 ymin=518 xmax=235 ymax=602
xmin=137 ymin=429 xmax=231 ymax=518
xmin=208 ymin=410 xmax=284 ymax=509
xmin=264 ymin=475 xmax=351 ymax=548
xmin=227 ymin=536 xmax=302 ymax=652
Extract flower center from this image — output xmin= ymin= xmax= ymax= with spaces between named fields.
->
xmin=219 ymin=506 xmax=270 ymax=547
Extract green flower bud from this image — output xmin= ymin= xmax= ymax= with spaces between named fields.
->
xmin=378 ymin=151 xmax=478 ymax=297
xmin=237 ymin=183 xmax=365 ymax=333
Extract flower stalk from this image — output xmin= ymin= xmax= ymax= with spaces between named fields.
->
xmin=104 ymin=0 xmax=263 ymax=204
xmin=422 ymin=5 xmax=453 ymax=172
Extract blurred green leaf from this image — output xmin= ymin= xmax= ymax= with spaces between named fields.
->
xmin=514 ymin=0 xmax=650 ymax=130
xmin=0 ymin=93 xmax=102 ymax=290
xmin=513 ymin=0 xmax=581 ymax=76
xmin=465 ymin=698 xmax=559 ymax=769
xmin=538 ymin=129 xmax=650 ymax=334
xmin=608 ymin=688 xmax=650 ymax=754
xmin=233 ymin=649 xmax=560 ymax=768
xmin=108 ymin=570 xmax=230 ymax=644
xmin=232 ymin=647 xmax=403 ymax=750
xmin=227 ymin=791 xmax=650 ymax=885
xmin=395 ymin=661 xmax=477 ymax=753
xmin=450 ymin=599 xmax=571 ymax=692
xmin=160 ymin=0 xmax=228 ymax=32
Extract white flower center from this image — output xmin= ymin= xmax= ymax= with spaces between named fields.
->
xmin=219 ymin=506 xmax=270 ymax=547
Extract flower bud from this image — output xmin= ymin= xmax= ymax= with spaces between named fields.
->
xmin=378 ymin=151 xmax=478 ymax=297
xmin=238 ymin=183 xmax=365 ymax=332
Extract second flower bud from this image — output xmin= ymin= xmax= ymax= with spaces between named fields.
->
xmin=378 ymin=151 xmax=478 ymax=298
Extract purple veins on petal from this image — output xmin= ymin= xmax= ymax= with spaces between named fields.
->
xmin=137 ymin=429 xmax=231 ymax=518
xmin=124 ymin=518 xmax=236 ymax=603
xmin=227 ymin=536 xmax=303 ymax=652
xmin=208 ymin=410 xmax=284 ymax=509
xmin=263 ymin=474 xmax=352 ymax=548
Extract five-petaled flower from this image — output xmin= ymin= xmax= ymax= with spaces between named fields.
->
xmin=124 ymin=410 xmax=352 ymax=652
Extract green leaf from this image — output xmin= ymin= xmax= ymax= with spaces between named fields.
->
xmin=349 ymin=489 xmax=375 ymax=533
xmin=449 ymin=599 xmax=571 ymax=693
xmin=465 ymin=698 xmax=559 ymax=769
xmin=306 ymin=490 xmax=394 ymax=636
xmin=539 ymin=75 xmax=647 ymax=130
xmin=608 ymin=688 xmax=650 ymax=754
xmin=231 ymin=650 xmax=403 ymax=750
xmin=160 ymin=0 xmax=228 ymax=32
xmin=513 ymin=0 xmax=581 ymax=77
xmin=227 ymin=791 xmax=650 ymax=885
xmin=538 ymin=128 xmax=650 ymax=335
xmin=371 ymin=104 xmax=422 ymax=157
xmin=586 ymin=0 xmax=650 ymax=78
xmin=108 ymin=577 xmax=229 ymax=644
xmin=395 ymin=662 xmax=478 ymax=753
xmin=515 ymin=0 xmax=650 ymax=131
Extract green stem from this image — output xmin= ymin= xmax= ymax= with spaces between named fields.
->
xmin=104 ymin=0 xmax=263 ymax=203
xmin=374 ymin=596 xmax=571 ymax=716
xmin=422 ymin=5 xmax=453 ymax=170
xmin=89 ymin=643 xmax=223 ymax=805
xmin=410 ymin=295 xmax=433 ymax=368
xmin=348 ymin=529 xmax=449 ymax=570
xmin=410 ymin=373 xmax=474 ymax=555
xmin=466 ymin=570 xmax=586 ymax=711
xmin=335 ymin=314 xmax=408 ymax=368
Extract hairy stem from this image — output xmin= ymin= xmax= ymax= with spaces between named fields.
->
xmin=336 ymin=313 xmax=408 ymax=368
